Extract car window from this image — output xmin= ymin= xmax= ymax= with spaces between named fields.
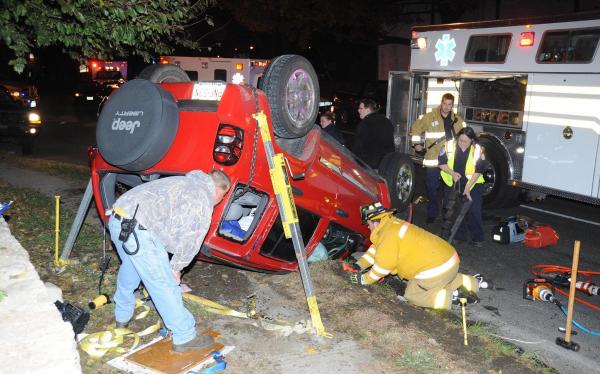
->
xmin=259 ymin=206 xmax=320 ymax=262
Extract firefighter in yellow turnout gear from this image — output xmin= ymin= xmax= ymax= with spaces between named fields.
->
xmin=348 ymin=202 xmax=492 ymax=310
xmin=410 ymin=93 xmax=466 ymax=223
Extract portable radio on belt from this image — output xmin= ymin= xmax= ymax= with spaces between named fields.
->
xmin=119 ymin=204 xmax=140 ymax=255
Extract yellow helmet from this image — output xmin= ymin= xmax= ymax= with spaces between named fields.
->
xmin=360 ymin=202 xmax=395 ymax=223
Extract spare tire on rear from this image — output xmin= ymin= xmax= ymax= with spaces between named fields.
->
xmin=137 ymin=64 xmax=191 ymax=83
xmin=260 ymin=55 xmax=319 ymax=139
xmin=96 ymin=79 xmax=179 ymax=171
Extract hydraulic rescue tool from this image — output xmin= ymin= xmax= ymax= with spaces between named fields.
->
xmin=523 ymin=278 xmax=557 ymax=303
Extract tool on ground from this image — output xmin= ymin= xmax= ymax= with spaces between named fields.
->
xmin=523 ymin=224 xmax=559 ymax=248
xmin=89 ymin=293 xmax=111 ymax=310
xmin=523 ymin=278 xmax=557 ymax=303
xmin=0 ymin=200 xmax=12 ymax=216
xmin=492 ymin=216 xmax=526 ymax=244
xmin=198 ymin=351 xmax=227 ymax=374
xmin=253 ymin=110 xmax=330 ymax=338
xmin=556 ymin=240 xmax=581 ymax=352
xmin=460 ymin=298 xmax=468 ymax=346
xmin=531 ymin=264 xmax=600 ymax=311
xmin=55 ymin=300 xmax=89 ymax=335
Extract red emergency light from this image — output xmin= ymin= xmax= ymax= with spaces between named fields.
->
xmin=520 ymin=32 xmax=535 ymax=47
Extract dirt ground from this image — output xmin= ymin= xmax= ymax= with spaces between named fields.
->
xmin=176 ymin=260 xmax=544 ymax=373
xmin=0 ymin=155 xmax=552 ymax=373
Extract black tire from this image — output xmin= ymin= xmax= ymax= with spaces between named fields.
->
xmin=137 ymin=64 xmax=191 ymax=83
xmin=96 ymin=79 xmax=179 ymax=171
xmin=378 ymin=152 xmax=415 ymax=212
xmin=260 ymin=55 xmax=319 ymax=138
xmin=21 ymin=137 xmax=34 ymax=155
xmin=479 ymin=137 xmax=520 ymax=208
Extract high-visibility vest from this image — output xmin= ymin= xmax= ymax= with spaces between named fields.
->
xmin=440 ymin=140 xmax=485 ymax=189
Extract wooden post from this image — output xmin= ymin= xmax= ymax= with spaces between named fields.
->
xmin=564 ymin=240 xmax=580 ymax=343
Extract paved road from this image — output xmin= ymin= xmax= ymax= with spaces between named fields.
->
xmin=410 ymin=169 xmax=600 ymax=374
xmin=8 ymin=102 xmax=600 ymax=373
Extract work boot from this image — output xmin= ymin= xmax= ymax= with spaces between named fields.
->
xmin=452 ymin=286 xmax=480 ymax=305
xmin=115 ymin=318 xmax=132 ymax=328
xmin=172 ymin=333 xmax=215 ymax=353
xmin=473 ymin=274 xmax=493 ymax=290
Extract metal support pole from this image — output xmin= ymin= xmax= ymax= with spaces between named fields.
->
xmin=60 ymin=178 xmax=94 ymax=261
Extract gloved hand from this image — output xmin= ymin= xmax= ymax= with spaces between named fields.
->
xmin=342 ymin=262 xmax=361 ymax=273
xmin=349 ymin=273 xmax=364 ymax=285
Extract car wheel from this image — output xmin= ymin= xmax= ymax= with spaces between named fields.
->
xmin=260 ymin=55 xmax=319 ymax=138
xmin=479 ymin=137 xmax=520 ymax=208
xmin=137 ymin=64 xmax=191 ymax=83
xmin=21 ymin=137 xmax=34 ymax=155
xmin=378 ymin=152 xmax=415 ymax=212
xmin=96 ymin=79 xmax=179 ymax=171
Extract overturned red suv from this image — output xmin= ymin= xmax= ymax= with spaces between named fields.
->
xmin=90 ymin=55 xmax=399 ymax=272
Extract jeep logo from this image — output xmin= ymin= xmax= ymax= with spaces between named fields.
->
xmin=112 ymin=117 xmax=141 ymax=134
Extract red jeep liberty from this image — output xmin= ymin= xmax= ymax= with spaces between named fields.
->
xmin=91 ymin=55 xmax=404 ymax=272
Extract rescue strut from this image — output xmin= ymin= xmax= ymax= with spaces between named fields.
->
xmin=253 ymin=111 xmax=330 ymax=338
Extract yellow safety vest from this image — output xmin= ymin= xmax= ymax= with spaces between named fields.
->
xmin=440 ymin=140 xmax=485 ymax=189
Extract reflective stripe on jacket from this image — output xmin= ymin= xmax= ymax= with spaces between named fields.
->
xmin=409 ymin=107 xmax=466 ymax=166
xmin=440 ymin=141 xmax=485 ymax=188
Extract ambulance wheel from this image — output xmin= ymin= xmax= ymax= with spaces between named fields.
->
xmin=261 ymin=55 xmax=319 ymax=138
xmin=479 ymin=137 xmax=520 ymax=208
xmin=378 ymin=152 xmax=415 ymax=212
xmin=137 ymin=64 xmax=191 ymax=83
xmin=96 ymin=80 xmax=179 ymax=171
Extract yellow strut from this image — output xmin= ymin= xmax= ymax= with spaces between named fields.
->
xmin=253 ymin=111 xmax=330 ymax=337
xmin=53 ymin=196 xmax=68 ymax=268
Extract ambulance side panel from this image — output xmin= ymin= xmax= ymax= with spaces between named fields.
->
xmin=522 ymin=73 xmax=600 ymax=196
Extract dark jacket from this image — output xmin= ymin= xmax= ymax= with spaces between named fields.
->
xmin=322 ymin=124 xmax=346 ymax=146
xmin=352 ymin=112 xmax=395 ymax=168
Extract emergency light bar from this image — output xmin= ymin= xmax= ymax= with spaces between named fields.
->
xmin=520 ymin=32 xmax=535 ymax=47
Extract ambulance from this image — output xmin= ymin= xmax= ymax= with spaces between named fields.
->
xmin=387 ymin=12 xmax=600 ymax=208
xmin=159 ymin=56 xmax=269 ymax=87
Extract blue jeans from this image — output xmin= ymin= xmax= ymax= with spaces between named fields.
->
xmin=452 ymin=184 xmax=484 ymax=242
xmin=108 ymin=216 xmax=196 ymax=345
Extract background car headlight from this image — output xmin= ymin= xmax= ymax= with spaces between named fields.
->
xmin=28 ymin=112 xmax=41 ymax=124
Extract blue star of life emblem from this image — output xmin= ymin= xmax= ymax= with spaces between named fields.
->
xmin=435 ymin=34 xmax=456 ymax=67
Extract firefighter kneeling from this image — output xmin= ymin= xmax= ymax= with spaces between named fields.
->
xmin=346 ymin=202 xmax=492 ymax=310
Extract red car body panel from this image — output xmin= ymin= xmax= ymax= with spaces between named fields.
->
xmin=90 ymin=82 xmax=391 ymax=272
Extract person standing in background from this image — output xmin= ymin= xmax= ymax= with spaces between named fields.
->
xmin=352 ymin=98 xmax=395 ymax=169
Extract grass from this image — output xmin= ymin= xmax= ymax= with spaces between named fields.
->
xmin=396 ymin=350 xmax=441 ymax=373
xmin=0 ymin=150 xmax=90 ymax=183
xmin=0 ymin=181 xmax=159 ymax=372
xmin=1 ymin=158 xmax=556 ymax=373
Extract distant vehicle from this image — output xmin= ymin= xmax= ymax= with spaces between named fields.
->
xmin=159 ymin=56 xmax=269 ymax=87
xmin=0 ymin=81 xmax=40 ymax=108
xmin=387 ymin=12 xmax=600 ymax=208
xmin=94 ymin=69 xmax=125 ymax=88
xmin=72 ymin=79 xmax=113 ymax=113
xmin=90 ymin=55 xmax=396 ymax=272
xmin=0 ymin=85 xmax=42 ymax=154
xmin=86 ymin=59 xmax=128 ymax=80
